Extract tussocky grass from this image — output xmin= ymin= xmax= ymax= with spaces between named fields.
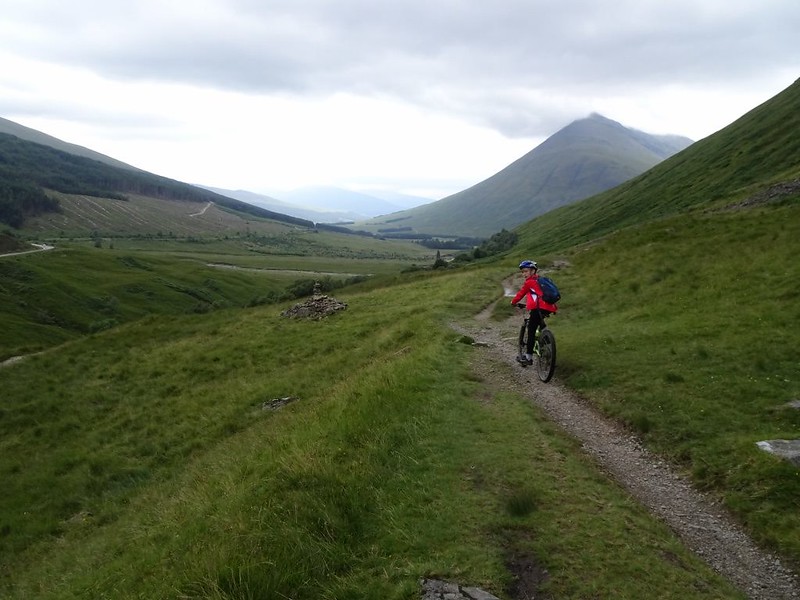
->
xmin=0 ymin=235 xmax=433 ymax=361
xmin=515 ymin=197 xmax=800 ymax=566
xmin=1 ymin=267 xmax=740 ymax=599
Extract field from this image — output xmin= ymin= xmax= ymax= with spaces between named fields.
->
xmin=0 ymin=231 xmax=433 ymax=361
xmin=2 ymin=81 xmax=800 ymax=597
xmin=1 ymin=193 xmax=799 ymax=598
xmin=1 ymin=264 xmax=746 ymax=599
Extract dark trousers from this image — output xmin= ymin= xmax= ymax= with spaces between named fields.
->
xmin=525 ymin=309 xmax=549 ymax=354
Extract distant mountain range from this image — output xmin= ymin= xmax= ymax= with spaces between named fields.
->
xmin=362 ymin=114 xmax=693 ymax=237
xmin=199 ymin=185 xmax=433 ymax=224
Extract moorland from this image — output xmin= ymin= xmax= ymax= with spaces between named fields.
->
xmin=1 ymin=78 xmax=799 ymax=599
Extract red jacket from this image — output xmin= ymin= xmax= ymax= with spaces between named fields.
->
xmin=511 ymin=274 xmax=559 ymax=313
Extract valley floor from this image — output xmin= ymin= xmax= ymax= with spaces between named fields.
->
xmin=453 ymin=302 xmax=800 ymax=600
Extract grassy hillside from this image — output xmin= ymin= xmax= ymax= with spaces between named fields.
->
xmin=0 ymin=237 xmax=433 ymax=361
xmin=363 ymin=114 xmax=692 ymax=238
xmin=2 ymin=82 xmax=800 ymax=599
xmin=0 ymin=132 xmax=313 ymax=230
xmin=520 ymin=197 xmax=800 ymax=557
xmin=501 ymin=78 xmax=800 ymax=565
xmin=20 ymin=192 xmax=293 ymax=238
xmin=0 ymin=268 xmax=742 ymax=599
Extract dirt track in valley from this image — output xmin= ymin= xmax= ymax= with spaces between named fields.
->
xmin=452 ymin=294 xmax=799 ymax=600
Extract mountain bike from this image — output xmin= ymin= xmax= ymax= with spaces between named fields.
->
xmin=516 ymin=306 xmax=556 ymax=382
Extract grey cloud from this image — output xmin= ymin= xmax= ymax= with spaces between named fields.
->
xmin=0 ymin=96 xmax=181 ymax=133
xmin=5 ymin=0 xmax=799 ymax=137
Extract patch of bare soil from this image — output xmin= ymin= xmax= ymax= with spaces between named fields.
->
xmin=452 ymin=298 xmax=799 ymax=600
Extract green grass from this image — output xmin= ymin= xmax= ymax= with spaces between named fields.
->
xmin=517 ymin=198 xmax=800 ymax=562
xmin=0 ymin=268 xmax=741 ymax=599
xmin=0 ymin=237 xmax=434 ymax=360
xmin=2 ymin=78 xmax=800 ymax=598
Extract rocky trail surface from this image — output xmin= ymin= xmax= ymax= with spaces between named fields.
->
xmin=450 ymin=298 xmax=799 ymax=600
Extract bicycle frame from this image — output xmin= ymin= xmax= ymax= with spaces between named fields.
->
xmin=516 ymin=305 xmax=556 ymax=382
xmin=517 ymin=307 xmax=548 ymax=352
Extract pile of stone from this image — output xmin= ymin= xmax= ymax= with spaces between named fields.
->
xmin=725 ymin=178 xmax=800 ymax=210
xmin=420 ymin=579 xmax=500 ymax=600
xmin=280 ymin=283 xmax=347 ymax=320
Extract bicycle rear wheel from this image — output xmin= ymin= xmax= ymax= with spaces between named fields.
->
xmin=536 ymin=329 xmax=556 ymax=382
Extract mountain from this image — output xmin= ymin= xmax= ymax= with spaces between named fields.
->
xmin=367 ymin=190 xmax=433 ymax=210
xmin=363 ymin=114 xmax=693 ymax=237
xmin=198 ymin=184 xmax=340 ymax=223
xmin=198 ymin=186 xmax=367 ymax=224
xmin=514 ymin=78 xmax=800 ymax=253
xmin=0 ymin=116 xmax=140 ymax=172
xmin=0 ymin=128 xmax=313 ymax=231
xmin=280 ymin=185 xmax=412 ymax=219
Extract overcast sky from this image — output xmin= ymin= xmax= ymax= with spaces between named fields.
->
xmin=1 ymin=0 xmax=798 ymax=200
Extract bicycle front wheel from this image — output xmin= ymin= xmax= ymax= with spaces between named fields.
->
xmin=536 ymin=329 xmax=556 ymax=382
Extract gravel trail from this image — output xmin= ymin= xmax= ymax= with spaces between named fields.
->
xmin=453 ymin=301 xmax=799 ymax=600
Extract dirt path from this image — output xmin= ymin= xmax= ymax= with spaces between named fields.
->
xmin=0 ymin=242 xmax=54 ymax=258
xmin=189 ymin=201 xmax=213 ymax=217
xmin=453 ymin=297 xmax=799 ymax=600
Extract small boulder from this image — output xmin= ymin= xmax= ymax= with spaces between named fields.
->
xmin=756 ymin=439 xmax=800 ymax=466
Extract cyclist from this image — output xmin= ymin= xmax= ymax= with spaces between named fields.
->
xmin=511 ymin=260 xmax=558 ymax=365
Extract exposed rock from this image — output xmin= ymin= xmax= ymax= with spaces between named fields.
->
xmin=420 ymin=579 xmax=501 ymax=600
xmin=261 ymin=396 xmax=298 ymax=411
xmin=723 ymin=178 xmax=800 ymax=211
xmin=756 ymin=440 xmax=800 ymax=467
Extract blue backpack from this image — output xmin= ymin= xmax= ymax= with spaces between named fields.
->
xmin=537 ymin=276 xmax=561 ymax=305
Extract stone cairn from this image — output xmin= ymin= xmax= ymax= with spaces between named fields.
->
xmin=280 ymin=281 xmax=348 ymax=320
xmin=420 ymin=579 xmax=500 ymax=600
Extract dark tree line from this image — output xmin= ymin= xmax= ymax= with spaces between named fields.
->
xmin=453 ymin=228 xmax=518 ymax=262
xmin=0 ymin=179 xmax=60 ymax=228
xmin=416 ymin=236 xmax=483 ymax=249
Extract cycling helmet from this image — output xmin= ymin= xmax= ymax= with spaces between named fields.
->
xmin=518 ymin=260 xmax=537 ymax=271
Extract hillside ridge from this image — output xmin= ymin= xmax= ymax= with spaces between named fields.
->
xmin=513 ymin=77 xmax=800 ymax=253
xmin=0 ymin=116 xmax=139 ymax=172
xmin=363 ymin=113 xmax=693 ymax=237
xmin=0 ymin=131 xmax=313 ymax=230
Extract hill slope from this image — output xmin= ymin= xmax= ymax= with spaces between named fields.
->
xmin=0 ymin=116 xmax=139 ymax=172
xmin=2 ymin=82 xmax=800 ymax=598
xmin=513 ymin=78 xmax=800 ymax=253
xmin=364 ymin=114 xmax=692 ymax=237
xmin=200 ymin=186 xmax=434 ymax=224
xmin=504 ymin=78 xmax=800 ymax=571
xmin=0 ymin=129 xmax=313 ymax=231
